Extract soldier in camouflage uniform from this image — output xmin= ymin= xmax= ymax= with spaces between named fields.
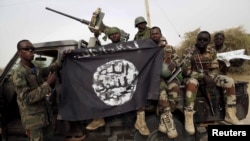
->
xmin=133 ymin=16 xmax=152 ymax=136
xmin=12 ymin=39 xmax=68 ymax=141
xmin=182 ymin=31 xmax=242 ymax=135
xmin=86 ymin=27 xmax=152 ymax=136
xmin=134 ymin=16 xmax=151 ymax=40
xmin=133 ymin=26 xmax=176 ymax=136
xmin=150 ymin=26 xmax=181 ymax=138
xmin=107 ymin=27 xmax=123 ymax=43
xmin=133 ymin=17 xmax=151 ymax=135
xmin=133 ymin=16 xmax=167 ymax=45
xmin=212 ymin=32 xmax=245 ymax=74
xmin=86 ymin=27 xmax=122 ymax=131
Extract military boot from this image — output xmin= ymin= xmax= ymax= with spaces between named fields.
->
xmin=86 ymin=118 xmax=105 ymax=130
xmin=184 ymin=107 xmax=195 ymax=135
xmin=134 ymin=110 xmax=150 ymax=136
xmin=224 ymin=106 xmax=242 ymax=125
xmin=158 ymin=109 xmax=178 ymax=138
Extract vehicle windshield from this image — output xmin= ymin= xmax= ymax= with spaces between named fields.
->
xmin=5 ymin=50 xmax=58 ymax=79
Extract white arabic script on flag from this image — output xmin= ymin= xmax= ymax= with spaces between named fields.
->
xmin=217 ymin=49 xmax=250 ymax=67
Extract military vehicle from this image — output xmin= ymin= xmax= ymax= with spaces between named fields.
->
xmin=0 ymin=8 xmax=248 ymax=141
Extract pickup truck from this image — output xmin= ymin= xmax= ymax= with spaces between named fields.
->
xmin=0 ymin=40 xmax=248 ymax=141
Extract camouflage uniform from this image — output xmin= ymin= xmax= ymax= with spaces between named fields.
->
xmin=213 ymin=44 xmax=231 ymax=74
xmin=86 ymin=27 xmax=123 ymax=131
xmin=159 ymin=45 xmax=181 ymax=113
xmin=213 ymin=44 xmax=245 ymax=74
xmin=182 ymin=45 xmax=237 ymax=108
xmin=158 ymin=45 xmax=181 ymax=138
xmin=13 ymin=60 xmax=62 ymax=141
xmin=214 ymin=44 xmax=231 ymax=52
xmin=182 ymin=44 xmax=241 ymax=135
xmin=133 ymin=20 xmax=152 ymax=135
xmin=213 ymin=33 xmax=245 ymax=74
xmin=157 ymin=34 xmax=181 ymax=138
xmin=134 ymin=26 xmax=151 ymax=40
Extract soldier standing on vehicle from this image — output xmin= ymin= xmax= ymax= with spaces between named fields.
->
xmin=12 ymin=39 xmax=71 ymax=141
xmin=134 ymin=16 xmax=151 ymax=40
xmin=86 ymin=27 xmax=123 ymax=131
xmin=86 ymin=26 xmax=152 ymax=136
xmin=134 ymin=17 xmax=167 ymax=136
xmin=133 ymin=16 xmax=152 ymax=136
xmin=182 ymin=31 xmax=242 ymax=135
xmin=150 ymin=26 xmax=181 ymax=138
xmin=107 ymin=26 xmax=123 ymax=43
xmin=212 ymin=32 xmax=245 ymax=75
xmin=134 ymin=16 xmax=168 ymax=45
xmin=133 ymin=23 xmax=170 ymax=136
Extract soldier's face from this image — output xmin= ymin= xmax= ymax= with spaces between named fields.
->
xmin=136 ymin=22 xmax=147 ymax=31
xmin=18 ymin=41 xmax=35 ymax=61
xmin=150 ymin=29 xmax=162 ymax=44
xmin=214 ymin=35 xmax=224 ymax=47
xmin=109 ymin=32 xmax=121 ymax=43
xmin=196 ymin=33 xmax=210 ymax=49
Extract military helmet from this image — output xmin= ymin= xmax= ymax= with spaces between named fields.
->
xmin=107 ymin=27 xmax=120 ymax=36
xmin=134 ymin=16 xmax=147 ymax=27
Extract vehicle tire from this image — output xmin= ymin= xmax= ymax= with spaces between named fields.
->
xmin=133 ymin=115 xmax=195 ymax=141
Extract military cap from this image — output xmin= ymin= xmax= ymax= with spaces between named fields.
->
xmin=134 ymin=16 xmax=147 ymax=27
xmin=107 ymin=27 xmax=120 ymax=36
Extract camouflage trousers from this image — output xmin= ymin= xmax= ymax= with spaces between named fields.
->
xmin=158 ymin=78 xmax=180 ymax=113
xmin=184 ymin=75 xmax=236 ymax=109
xmin=27 ymin=123 xmax=54 ymax=141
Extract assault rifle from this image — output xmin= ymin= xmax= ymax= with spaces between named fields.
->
xmin=201 ymin=70 xmax=216 ymax=116
xmin=167 ymin=50 xmax=216 ymax=115
xmin=204 ymin=86 xmax=216 ymax=116
xmin=166 ymin=52 xmax=190 ymax=84
xmin=45 ymin=7 xmax=130 ymax=44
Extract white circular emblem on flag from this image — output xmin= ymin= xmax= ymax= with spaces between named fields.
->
xmin=92 ymin=59 xmax=139 ymax=106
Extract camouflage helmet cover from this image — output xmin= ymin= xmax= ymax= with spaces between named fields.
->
xmin=107 ymin=27 xmax=120 ymax=36
xmin=134 ymin=16 xmax=147 ymax=27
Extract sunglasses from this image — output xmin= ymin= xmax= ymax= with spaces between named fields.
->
xmin=197 ymin=38 xmax=209 ymax=42
xmin=19 ymin=46 xmax=35 ymax=51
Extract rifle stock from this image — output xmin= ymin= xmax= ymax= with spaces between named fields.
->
xmin=166 ymin=67 xmax=182 ymax=84
xmin=203 ymin=86 xmax=215 ymax=116
xmin=166 ymin=51 xmax=190 ymax=84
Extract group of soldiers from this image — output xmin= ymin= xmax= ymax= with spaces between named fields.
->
xmin=12 ymin=15 xmax=245 ymax=141
xmin=97 ymin=16 xmax=244 ymax=138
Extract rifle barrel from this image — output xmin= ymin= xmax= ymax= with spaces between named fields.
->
xmin=45 ymin=7 xmax=90 ymax=25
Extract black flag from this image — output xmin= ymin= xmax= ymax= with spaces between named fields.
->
xmin=58 ymin=39 xmax=163 ymax=121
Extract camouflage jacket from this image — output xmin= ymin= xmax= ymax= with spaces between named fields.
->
xmin=163 ymin=45 xmax=181 ymax=65
xmin=182 ymin=45 xmax=219 ymax=80
xmin=133 ymin=27 xmax=151 ymax=40
xmin=161 ymin=44 xmax=181 ymax=79
xmin=213 ymin=44 xmax=245 ymax=73
xmin=212 ymin=44 xmax=231 ymax=74
xmin=213 ymin=44 xmax=231 ymax=53
xmin=12 ymin=60 xmax=61 ymax=129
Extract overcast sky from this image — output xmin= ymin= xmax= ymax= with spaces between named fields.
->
xmin=0 ymin=0 xmax=249 ymax=69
